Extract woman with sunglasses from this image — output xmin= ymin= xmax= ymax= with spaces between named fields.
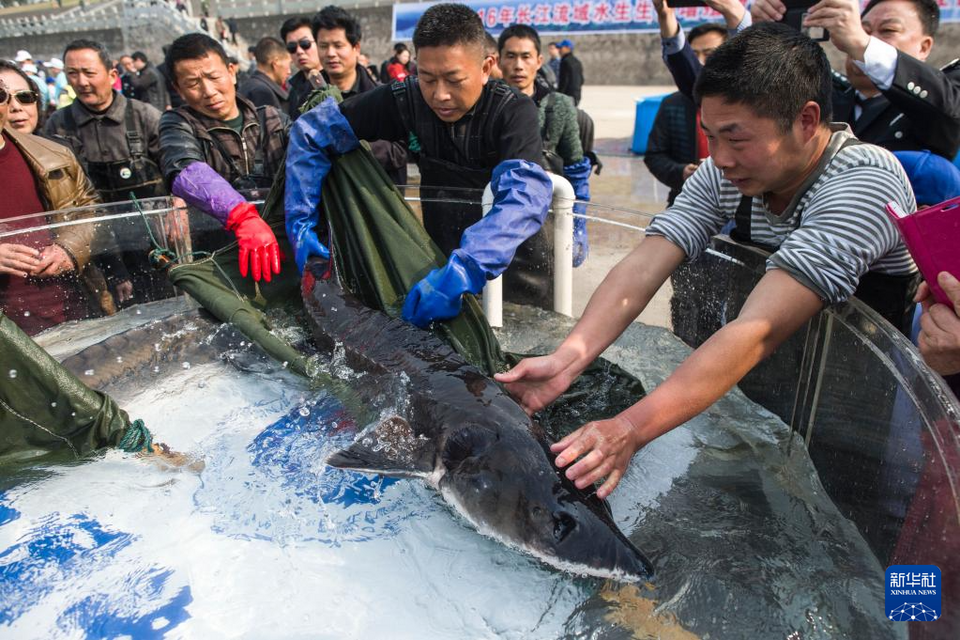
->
xmin=0 ymin=65 xmax=110 ymax=335
xmin=0 ymin=61 xmax=44 ymax=134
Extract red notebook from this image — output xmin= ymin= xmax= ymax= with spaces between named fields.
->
xmin=885 ymin=196 xmax=960 ymax=307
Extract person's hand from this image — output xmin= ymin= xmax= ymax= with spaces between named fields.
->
xmin=550 ymin=414 xmax=644 ymax=499
xmin=402 ymin=253 xmax=485 ymax=328
xmin=115 ymin=280 xmax=134 ymax=304
xmin=165 ymin=197 xmax=189 ymax=246
xmin=751 ymin=0 xmax=786 ymax=22
xmin=0 ymin=243 xmax=41 ymax=277
xmin=306 ymin=68 xmax=326 ymax=90
xmin=917 ymin=272 xmax=960 ymax=376
xmin=494 ymin=350 xmax=580 ymax=415
xmin=703 ymin=0 xmax=746 ymax=28
xmin=805 ymin=0 xmax=871 ymax=60
xmin=682 ymin=162 xmax=699 ymax=180
xmin=651 ymin=0 xmax=679 ymax=39
xmin=225 ymin=202 xmax=282 ymax=282
xmin=31 ymin=244 xmax=74 ymax=278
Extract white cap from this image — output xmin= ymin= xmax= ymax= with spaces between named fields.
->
xmin=21 ymin=62 xmax=38 ymax=74
xmin=47 ymin=57 xmax=64 ymax=69
xmin=14 ymin=49 xmax=32 ymax=62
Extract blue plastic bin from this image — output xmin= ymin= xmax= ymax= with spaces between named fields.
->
xmin=631 ymin=94 xmax=669 ymax=155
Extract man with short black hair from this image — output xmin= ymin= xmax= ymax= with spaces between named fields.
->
xmin=159 ymin=33 xmax=290 ymax=282
xmin=239 ymin=37 xmax=291 ymax=113
xmin=310 ymin=4 xmax=407 ymax=185
xmin=45 ymin=39 xmax=166 ymax=303
xmin=128 ymin=51 xmax=170 ymax=112
xmin=752 ymin=0 xmax=960 ymax=159
xmin=497 ymin=23 xmax=918 ymax=499
xmin=287 ymin=3 xmax=552 ymax=327
xmin=47 ymin=40 xmax=165 ymax=202
xmin=281 ymin=16 xmax=321 ymax=119
xmin=498 ymin=23 xmax=590 ymax=265
xmin=312 ymin=5 xmax=363 ymax=95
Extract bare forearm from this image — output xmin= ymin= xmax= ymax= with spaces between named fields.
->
xmin=557 ymin=236 xmax=685 ymax=371
xmin=621 ymin=269 xmax=823 ymax=443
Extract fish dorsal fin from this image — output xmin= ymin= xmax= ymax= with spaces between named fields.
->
xmin=326 ymin=416 xmax=434 ymax=478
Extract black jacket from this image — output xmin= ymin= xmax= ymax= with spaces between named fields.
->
xmin=239 ymin=70 xmax=290 ymax=115
xmin=158 ymin=95 xmax=290 ymax=192
xmin=832 ymin=54 xmax=960 ymax=159
xmin=644 ymin=91 xmax=699 ymax=205
xmin=323 ymin=66 xmax=408 ymax=185
xmin=127 ymin=63 xmax=169 ymax=113
xmin=558 ymin=53 xmax=583 ymax=105
xmin=287 ymin=69 xmax=316 ymax=120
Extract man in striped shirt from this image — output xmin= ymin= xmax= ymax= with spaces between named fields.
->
xmin=496 ymin=23 xmax=918 ymax=499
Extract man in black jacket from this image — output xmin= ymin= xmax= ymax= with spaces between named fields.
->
xmin=281 ymin=16 xmax=322 ymax=119
xmin=645 ymin=24 xmax=727 ymax=205
xmin=159 ymin=33 xmax=291 ymax=282
xmin=129 ymin=51 xmax=170 ymax=112
xmin=239 ymin=37 xmax=292 ymax=114
xmin=752 ymin=0 xmax=960 ymax=159
xmin=312 ymin=5 xmax=407 ymax=185
xmin=557 ymin=39 xmax=583 ymax=105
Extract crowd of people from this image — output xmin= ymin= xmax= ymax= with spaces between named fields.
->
xmin=1 ymin=2 xmax=959 ymax=499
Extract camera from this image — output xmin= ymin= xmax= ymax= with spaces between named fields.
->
xmin=663 ymin=0 xmax=829 ymax=42
xmin=782 ymin=0 xmax=830 ymax=41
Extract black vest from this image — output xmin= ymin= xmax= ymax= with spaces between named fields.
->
xmin=62 ymin=99 xmax=166 ymax=203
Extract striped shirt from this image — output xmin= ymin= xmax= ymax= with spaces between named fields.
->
xmin=646 ymin=127 xmax=917 ymax=304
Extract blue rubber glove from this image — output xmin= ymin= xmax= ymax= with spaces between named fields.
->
xmin=564 ymin=157 xmax=593 ymax=267
xmin=285 ymin=96 xmax=360 ymax=272
xmin=402 ymin=251 xmax=487 ymax=328
xmin=457 ymin=159 xmax=553 ymax=277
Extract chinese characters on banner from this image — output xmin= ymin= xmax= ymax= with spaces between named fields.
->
xmin=392 ymin=0 xmax=960 ymax=40
xmin=392 ymin=0 xmax=729 ymax=39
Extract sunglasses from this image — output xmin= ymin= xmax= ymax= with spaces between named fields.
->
xmin=0 ymin=87 xmax=39 ymax=105
xmin=285 ymin=39 xmax=314 ymax=54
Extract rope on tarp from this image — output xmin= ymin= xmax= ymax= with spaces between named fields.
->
xmin=116 ymin=418 xmax=153 ymax=453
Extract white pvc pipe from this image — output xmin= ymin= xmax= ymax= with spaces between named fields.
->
xmin=480 ymin=184 xmax=502 ymax=327
xmin=550 ymin=174 xmax=575 ymax=318
xmin=481 ymin=175 xmax=576 ymax=327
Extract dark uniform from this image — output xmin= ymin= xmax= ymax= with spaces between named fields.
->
xmin=239 ymin=70 xmax=290 ymax=114
xmin=44 ymin=91 xmax=169 ymax=304
xmin=832 ymin=55 xmax=960 ymax=160
xmin=126 ymin=63 xmax=170 ymax=113
xmin=338 ymin=77 xmax=551 ymax=305
xmin=286 ymin=69 xmax=315 ymax=120
xmin=557 ymin=52 xmax=584 ymax=106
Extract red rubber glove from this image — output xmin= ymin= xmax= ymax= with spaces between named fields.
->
xmin=224 ymin=202 xmax=282 ymax=282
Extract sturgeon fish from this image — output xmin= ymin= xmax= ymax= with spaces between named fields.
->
xmin=302 ymin=263 xmax=654 ymax=582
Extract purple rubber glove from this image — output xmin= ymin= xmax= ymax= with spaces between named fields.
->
xmin=172 ymin=161 xmax=246 ymax=227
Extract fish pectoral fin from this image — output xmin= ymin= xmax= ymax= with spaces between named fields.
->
xmin=325 ymin=416 xmax=434 ymax=478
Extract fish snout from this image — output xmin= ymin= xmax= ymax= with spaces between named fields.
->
xmin=552 ymin=503 xmax=655 ymax=583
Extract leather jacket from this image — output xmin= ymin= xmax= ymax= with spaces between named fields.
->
xmin=4 ymin=127 xmax=99 ymax=270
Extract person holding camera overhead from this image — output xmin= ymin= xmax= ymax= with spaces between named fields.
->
xmin=752 ymin=0 xmax=960 ymax=159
